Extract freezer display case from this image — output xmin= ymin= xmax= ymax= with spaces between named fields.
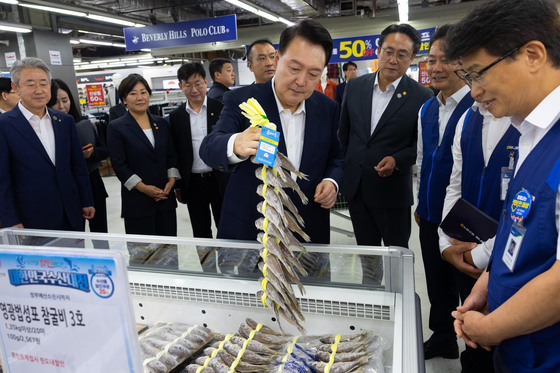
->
xmin=0 ymin=228 xmax=424 ymax=373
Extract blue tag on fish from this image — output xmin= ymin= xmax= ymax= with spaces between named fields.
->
xmin=510 ymin=189 xmax=533 ymax=223
xmin=255 ymin=126 xmax=280 ymax=167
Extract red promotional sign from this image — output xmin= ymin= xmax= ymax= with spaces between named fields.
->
xmin=86 ymin=85 xmax=105 ymax=107
xmin=419 ymin=62 xmax=431 ymax=87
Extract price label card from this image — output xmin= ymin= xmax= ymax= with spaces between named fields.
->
xmin=0 ymin=246 xmax=142 ymax=373
xmin=255 ymin=127 xmax=280 ymax=167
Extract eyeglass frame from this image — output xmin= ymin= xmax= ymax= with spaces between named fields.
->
xmin=379 ymin=47 xmax=414 ymax=62
xmin=454 ymin=42 xmax=527 ymax=87
xmin=181 ymin=82 xmax=206 ymax=92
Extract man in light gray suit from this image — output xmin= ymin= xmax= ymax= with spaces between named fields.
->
xmin=339 ymin=24 xmax=433 ymax=285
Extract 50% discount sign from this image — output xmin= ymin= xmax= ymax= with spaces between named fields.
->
xmin=86 ymin=84 xmax=106 ymax=107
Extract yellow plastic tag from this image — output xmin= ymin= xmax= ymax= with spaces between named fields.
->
xmin=262 ymin=263 xmax=268 ymax=277
xmin=202 ymin=357 xmax=211 ymax=367
xmin=261 ymin=292 xmax=268 ymax=306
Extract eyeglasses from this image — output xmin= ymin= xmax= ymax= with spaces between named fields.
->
xmin=347 ymin=68 xmax=357 ymax=72
xmin=454 ymin=43 xmax=526 ymax=87
xmin=182 ymin=82 xmax=206 ymax=92
xmin=380 ymin=47 xmax=413 ymax=62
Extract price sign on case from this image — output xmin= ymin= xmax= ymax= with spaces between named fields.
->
xmin=0 ymin=246 xmax=142 ymax=373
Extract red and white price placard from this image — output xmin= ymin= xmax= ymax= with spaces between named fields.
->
xmin=86 ymin=85 xmax=106 ymax=107
xmin=419 ymin=62 xmax=431 ymax=87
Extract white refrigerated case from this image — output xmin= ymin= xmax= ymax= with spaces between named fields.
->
xmin=0 ymin=228 xmax=424 ymax=373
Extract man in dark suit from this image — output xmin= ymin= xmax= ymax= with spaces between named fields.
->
xmin=0 ymin=57 xmax=95 ymax=231
xmin=207 ymin=58 xmax=235 ymax=103
xmin=200 ymin=20 xmax=344 ymax=278
xmin=339 ymin=24 xmax=433 ymax=285
xmin=334 ymin=61 xmax=357 ymax=107
xmin=109 ymin=102 xmax=127 ymax=122
xmin=169 ymin=62 xmax=226 ymax=272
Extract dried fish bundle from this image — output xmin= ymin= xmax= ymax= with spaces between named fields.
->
xmin=140 ymin=323 xmax=214 ymax=373
xmin=239 ymin=97 xmax=311 ymax=335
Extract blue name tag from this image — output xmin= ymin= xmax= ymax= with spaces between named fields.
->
xmin=255 ymin=127 xmax=280 ymax=167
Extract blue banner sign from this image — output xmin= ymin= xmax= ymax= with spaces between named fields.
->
xmin=329 ymin=27 xmax=436 ymax=64
xmin=124 ymin=15 xmax=237 ymax=51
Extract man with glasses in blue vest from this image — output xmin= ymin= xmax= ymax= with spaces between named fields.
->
xmin=445 ymin=0 xmax=560 ymax=372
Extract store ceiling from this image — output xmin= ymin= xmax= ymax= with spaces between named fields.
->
xmin=0 ymin=0 xmax=484 ymax=68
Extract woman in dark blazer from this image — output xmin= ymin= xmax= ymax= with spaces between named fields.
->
xmin=48 ymin=78 xmax=109 ymax=245
xmin=107 ymin=74 xmax=179 ymax=236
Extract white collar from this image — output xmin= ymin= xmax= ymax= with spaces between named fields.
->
xmin=185 ymin=96 xmax=207 ymax=114
xmin=374 ymin=73 xmax=403 ymax=92
xmin=437 ymin=84 xmax=470 ymax=107
xmin=271 ymin=76 xmax=306 ymax=115
xmin=18 ymin=101 xmax=51 ymax=121
xmin=511 ymin=84 xmax=560 ymax=129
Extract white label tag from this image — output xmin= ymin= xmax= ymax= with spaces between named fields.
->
xmin=502 ymin=222 xmax=525 ymax=272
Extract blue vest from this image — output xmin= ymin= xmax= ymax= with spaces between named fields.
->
xmin=417 ymin=94 xmax=474 ymax=223
xmin=460 ymin=108 xmax=521 ymax=220
xmin=487 ymin=118 xmax=560 ymax=372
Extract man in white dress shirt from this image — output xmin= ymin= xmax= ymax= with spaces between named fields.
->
xmin=0 ymin=58 xmax=94 ymax=231
xmin=445 ymin=1 xmax=560 ymax=371
xmin=0 ymin=77 xmax=18 ymax=114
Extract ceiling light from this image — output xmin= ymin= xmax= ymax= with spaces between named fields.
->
xmin=70 ymin=39 xmax=80 ymax=44
xmin=134 ymin=24 xmax=146 ymax=27
xmin=166 ymin=59 xmax=184 ymax=63
xmin=112 ymin=43 xmax=126 ymax=48
xmin=79 ymin=39 xmax=113 ymax=46
xmin=87 ymin=14 xmax=136 ymax=27
xmin=78 ymin=30 xmax=124 ymax=39
xmin=225 ymin=0 xmax=257 ymax=13
xmin=141 ymin=49 xmax=151 ymax=52
xmin=279 ymin=18 xmax=295 ymax=26
xmin=256 ymin=10 xmax=278 ymax=22
xmin=0 ymin=22 xmax=32 ymax=33
xmin=0 ymin=0 xmax=18 ymax=4
xmin=108 ymin=63 xmax=126 ymax=67
xmin=19 ymin=3 xmax=86 ymax=17
xmin=398 ymin=0 xmax=409 ymax=22
xmin=96 ymin=59 xmax=121 ymax=63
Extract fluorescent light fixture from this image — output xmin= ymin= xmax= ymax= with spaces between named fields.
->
xmin=256 ymin=10 xmax=278 ymax=22
xmin=0 ymin=23 xmax=32 ymax=33
xmin=79 ymin=39 xmax=113 ymax=46
xmin=70 ymin=39 xmax=80 ymax=44
xmin=19 ymin=3 xmax=86 ymax=17
xmin=112 ymin=43 xmax=126 ymax=48
xmin=0 ymin=0 xmax=18 ymax=4
xmin=141 ymin=49 xmax=151 ymax=52
xmin=78 ymin=30 xmax=124 ymax=39
xmin=96 ymin=59 xmax=121 ymax=63
xmin=134 ymin=24 xmax=146 ymax=27
xmin=87 ymin=14 xmax=136 ymax=27
xmin=74 ymin=62 xmax=90 ymax=65
xmin=166 ymin=59 xmax=184 ymax=63
xmin=225 ymin=0 xmax=257 ymax=13
xmin=398 ymin=0 xmax=409 ymax=22
xmin=108 ymin=63 xmax=126 ymax=67
xmin=279 ymin=17 xmax=295 ymax=26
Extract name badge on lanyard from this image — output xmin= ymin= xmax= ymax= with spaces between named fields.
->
xmin=500 ymin=151 xmax=516 ymax=201
xmin=502 ymin=189 xmax=533 ymax=272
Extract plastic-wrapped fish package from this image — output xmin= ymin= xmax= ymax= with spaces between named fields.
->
xmin=274 ymin=332 xmax=390 ymax=373
xmin=140 ymin=323 xmax=214 ymax=373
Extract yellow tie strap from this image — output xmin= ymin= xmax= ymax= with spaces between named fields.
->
xmin=261 ymin=278 xmax=269 ymax=292
xmin=262 ymin=166 xmax=267 ymax=183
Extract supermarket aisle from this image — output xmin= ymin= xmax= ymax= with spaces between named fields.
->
xmin=97 ymin=174 xmax=464 ymax=372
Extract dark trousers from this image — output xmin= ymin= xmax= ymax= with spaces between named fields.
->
xmin=493 ymin=348 xmax=511 ymax=373
xmin=420 ymin=218 xmax=494 ymax=372
xmin=184 ymin=173 xmax=223 ymax=272
xmin=87 ymin=170 xmax=109 ymax=249
xmin=348 ymin=184 xmax=411 ymax=285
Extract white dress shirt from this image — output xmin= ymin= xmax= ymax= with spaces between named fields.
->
xmin=437 ymin=102 xmax=516 ymax=268
xmin=143 ymin=128 xmax=155 ymax=148
xmin=416 ymin=85 xmax=471 ymax=193
xmin=509 ymin=85 xmax=560 ymax=259
xmin=187 ymin=96 xmax=213 ymax=174
xmin=370 ymin=74 xmax=403 ymax=135
xmin=227 ymin=76 xmax=338 ymax=190
xmin=19 ymin=102 xmax=56 ymax=166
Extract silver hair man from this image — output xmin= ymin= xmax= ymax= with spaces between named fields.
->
xmin=10 ymin=57 xmax=52 ymax=87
